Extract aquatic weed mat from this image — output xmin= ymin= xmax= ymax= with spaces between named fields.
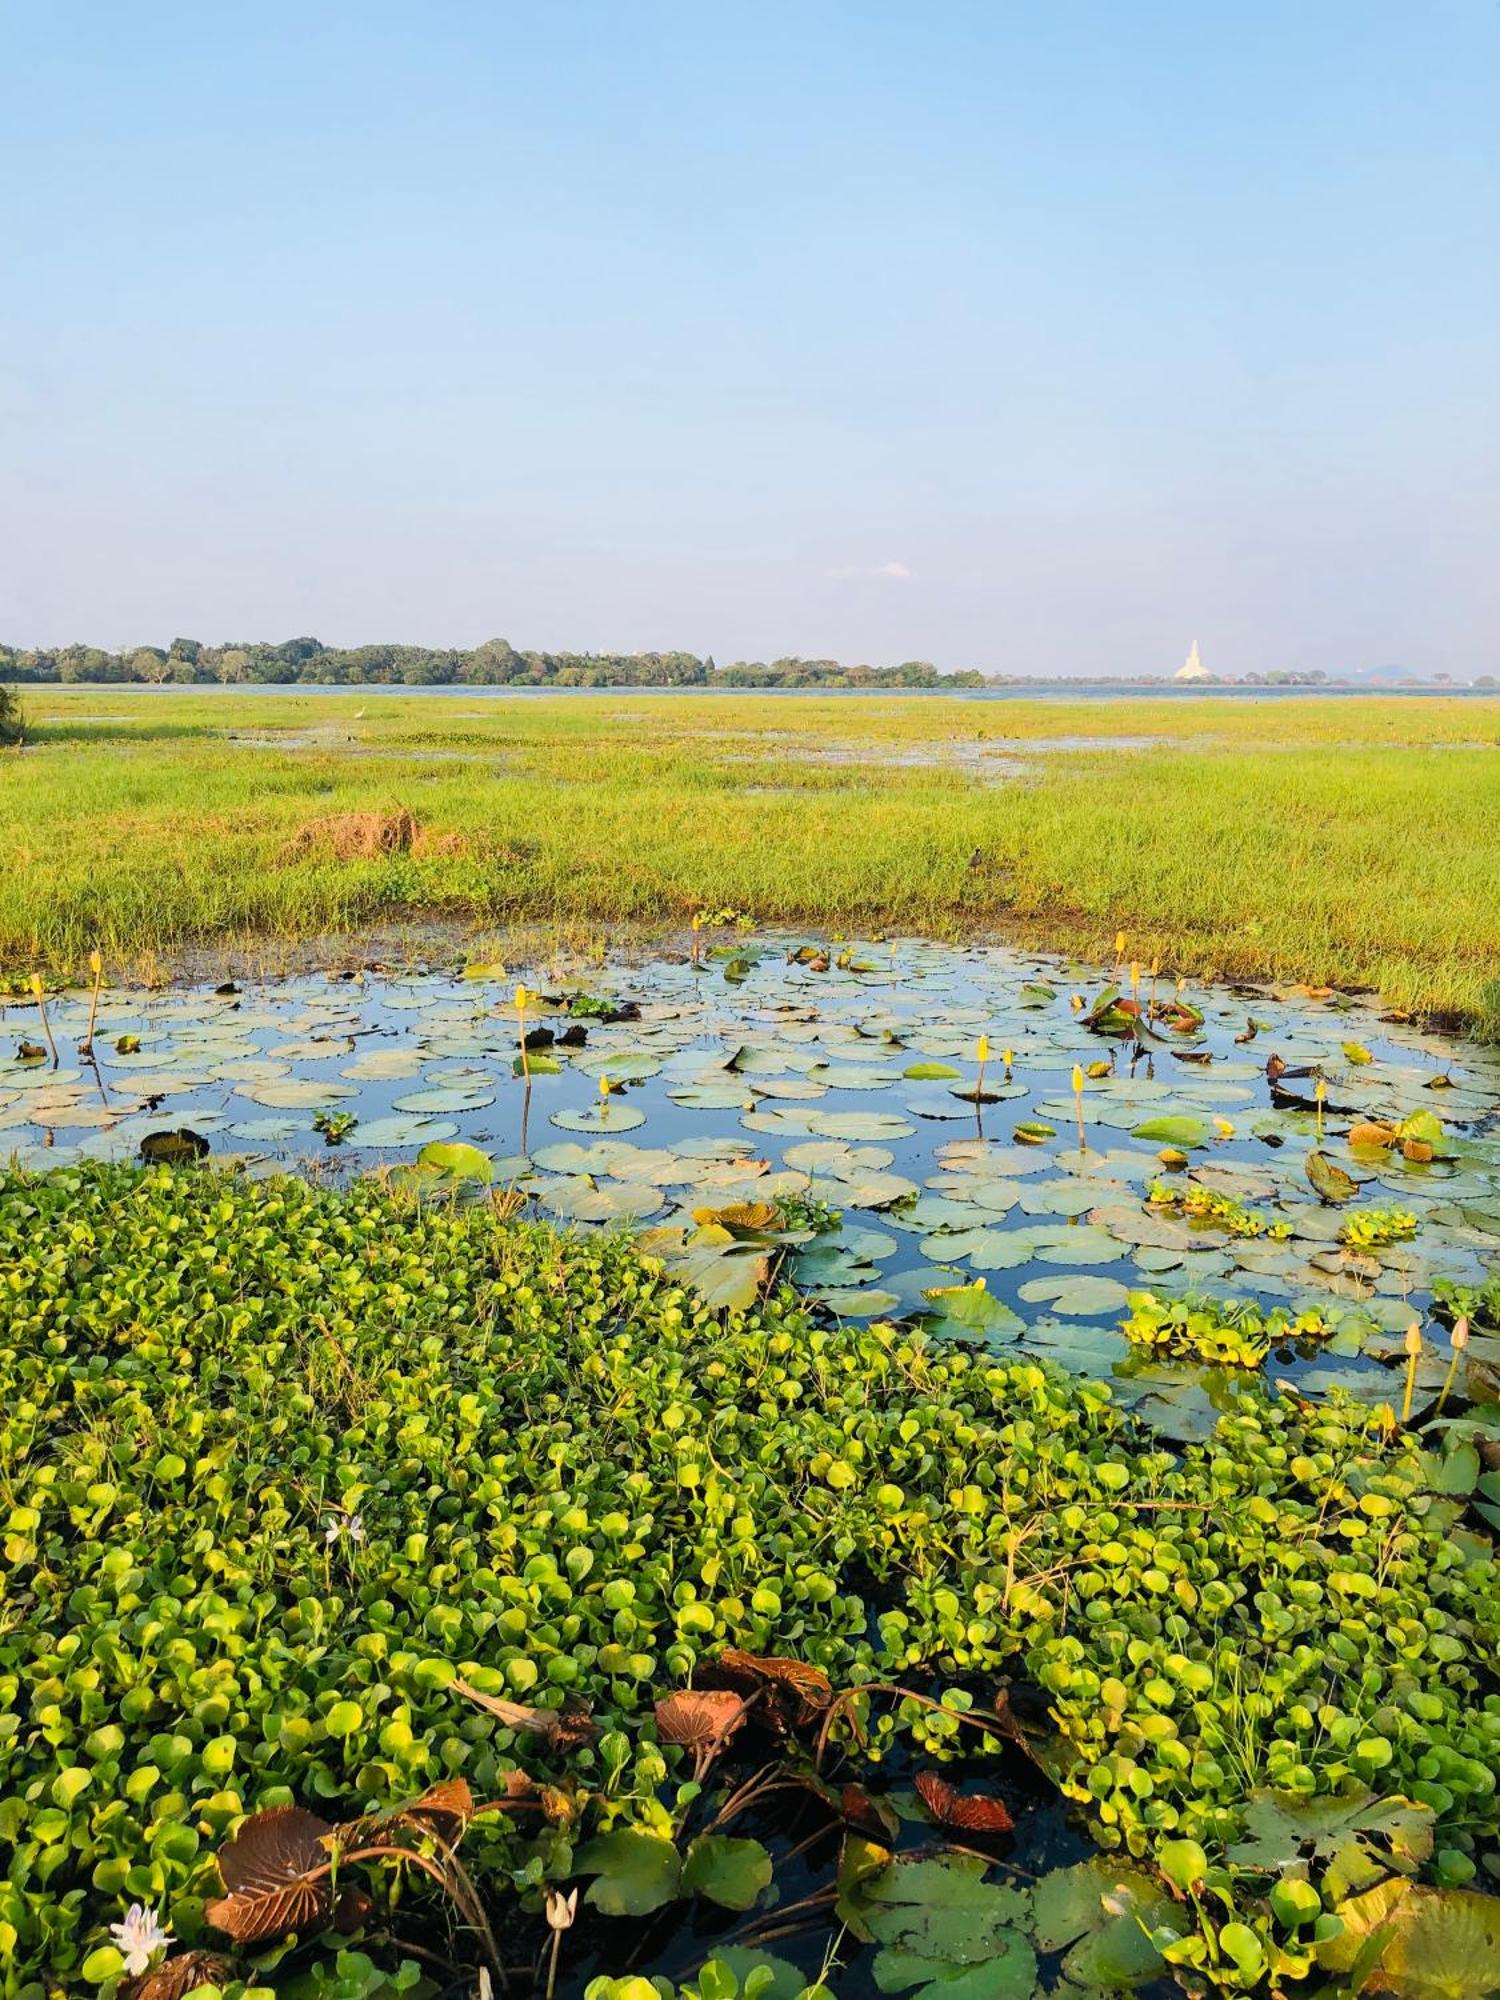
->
xmin=1 ymin=1163 xmax=1497 ymax=1997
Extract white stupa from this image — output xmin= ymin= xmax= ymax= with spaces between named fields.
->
xmin=1174 ymin=640 xmax=1210 ymax=683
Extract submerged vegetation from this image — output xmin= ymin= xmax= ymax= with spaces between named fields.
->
xmin=4 ymin=689 xmax=1500 ymax=1029
xmin=2 ymin=1161 xmax=1497 ymax=1999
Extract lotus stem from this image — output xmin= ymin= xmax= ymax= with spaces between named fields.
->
xmin=514 ymin=983 xmax=530 ymax=1082
xmin=1315 ymin=1076 xmax=1326 ymax=1141
xmin=1401 ymin=1320 xmax=1422 ymax=1424
xmin=29 ymin=973 xmax=58 ymax=1068
xmin=81 ymin=948 xmax=103 ymax=1053
xmin=1435 ymin=1317 xmax=1468 ymax=1416
xmin=1072 ymin=1064 xmax=1086 ymax=1151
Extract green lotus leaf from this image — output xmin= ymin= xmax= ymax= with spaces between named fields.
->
xmin=575 ymin=1829 xmax=684 ymax=1916
xmin=681 ymin=1833 xmax=774 ymax=1911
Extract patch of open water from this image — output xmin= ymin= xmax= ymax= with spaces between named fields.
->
xmin=5 ymin=936 xmax=1497 ymax=1438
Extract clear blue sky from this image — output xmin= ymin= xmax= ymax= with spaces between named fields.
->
xmin=3 ymin=2 xmax=1496 ymax=676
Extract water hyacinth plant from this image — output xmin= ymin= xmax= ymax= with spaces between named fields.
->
xmin=1 ymin=1160 xmax=1497 ymax=1999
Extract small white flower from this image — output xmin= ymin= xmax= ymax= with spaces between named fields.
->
xmin=323 ymin=1517 xmax=341 ymax=1545
xmin=347 ymin=1513 xmax=366 ymax=1544
xmin=110 ymin=1902 xmax=173 ymax=1976
xmin=545 ymin=1886 xmax=579 ymax=1932
xmin=324 ymin=1513 xmax=367 ymax=1546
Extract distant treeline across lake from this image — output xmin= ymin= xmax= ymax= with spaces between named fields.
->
xmin=0 ymin=635 xmax=1404 ymax=692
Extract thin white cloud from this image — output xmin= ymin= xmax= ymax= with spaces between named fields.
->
xmin=827 ymin=560 xmax=911 ymax=581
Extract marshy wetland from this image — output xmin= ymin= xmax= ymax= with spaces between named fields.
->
xmin=2 ymin=693 xmax=1499 ymax=2000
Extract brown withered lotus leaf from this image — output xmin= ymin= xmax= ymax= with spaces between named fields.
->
xmin=340 ymin=1777 xmax=476 ymax=1851
xmin=839 ymin=1781 xmax=900 ymax=1843
xmin=690 ymin=1200 xmax=780 ymax=1234
xmin=126 ymin=1953 xmax=236 ymax=2000
xmin=204 ymin=1805 xmax=335 ymax=1944
xmin=1349 ymin=1121 xmax=1398 ymax=1149
xmin=451 ymin=1676 xmax=600 ymax=1749
xmin=915 ymin=1769 xmax=1015 ymax=1834
xmin=495 ymin=1767 xmax=543 ymax=1808
xmin=700 ymin=1649 xmax=834 ymax=1732
xmin=654 ymin=1689 xmax=749 ymax=1753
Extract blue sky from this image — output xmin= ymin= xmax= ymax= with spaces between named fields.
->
xmin=3 ymin=2 xmax=1496 ymax=675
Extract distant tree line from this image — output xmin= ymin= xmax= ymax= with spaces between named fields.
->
xmin=0 ymin=636 xmax=986 ymax=690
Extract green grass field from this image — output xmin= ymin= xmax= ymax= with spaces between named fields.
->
xmin=5 ymin=686 xmax=1500 ymax=1028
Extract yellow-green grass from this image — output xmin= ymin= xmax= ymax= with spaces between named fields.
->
xmin=5 ymin=687 xmax=1500 ymax=1028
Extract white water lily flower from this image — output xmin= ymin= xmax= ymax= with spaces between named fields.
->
xmin=110 ymin=1902 xmax=172 ymax=1975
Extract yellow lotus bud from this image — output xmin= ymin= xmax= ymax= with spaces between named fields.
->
xmin=1452 ymin=1316 xmax=1469 ymax=1349
xmin=1129 ymin=960 xmax=1140 ymax=988
xmin=1315 ymin=1077 xmax=1326 ymax=1101
xmin=1150 ymin=957 xmax=1160 ymax=977
xmin=514 ymin=983 xmax=529 ymax=1011
xmin=29 ymin=971 xmax=42 ymax=997
xmin=1115 ymin=931 xmax=1126 ymax=957
xmin=89 ymin=948 xmax=102 ymax=975
xmin=977 ymin=1035 xmax=989 ymax=1063
xmin=1213 ymin=1116 xmax=1235 ymax=1138
xmin=1002 ymin=1047 xmax=1014 ymax=1067
xmin=1404 ymin=1321 xmax=1422 ymax=1357
xmin=1072 ymin=1065 xmax=1084 ymax=1094
xmin=600 ymin=1075 xmax=612 ymax=1097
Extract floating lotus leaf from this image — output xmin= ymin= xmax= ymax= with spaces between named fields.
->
xmin=1307 ymin=1151 xmax=1359 ymax=1203
xmin=783 ymin=1140 xmax=895 ymax=1174
xmin=341 ymin=1050 xmax=426 ymax=1080
xmin=1018 ymin=1273 xmax=1132 ymax=1316
xmin=923 ymin=1227 xmax=1038 ymax=1271
xmin=231 ymin=1116 xmax=310 ymax=1143
xmin=917 ymin=1282 xmax=1024 ymax=1341
xmin=240 ymin=1079 xmax=358 ymax=1108
xmin=537 ymin=1178 xmax=665 ymax=1221
xmin=1030 ymin=1223 xmax=1126 ymax=1266
xmin=1030 ymin=1857 xmax=1174 ymax=1988
xmin=1130 ymin=1114 xmax=1211 ymax=1148
xmin=671 ymin=1082 xmax=756 ymax=1109
xmin=551 ymin=1104 xmax=647 ymax=1132
xmin=680 ymin=1833 xmax=774 ymax=1911
xmin=574 ymin=1829 xmax=683 ymax=1917
xmin=1016 ymin=1179 xmax=1101 ymax=1218
xmin=355 ymin=1114 xmax=461 ymax=1147
xmin=415 ymin=1140 xmax=494 ymax=1182
xmin=392 ymin=1086 xmax=496 ymax=1113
